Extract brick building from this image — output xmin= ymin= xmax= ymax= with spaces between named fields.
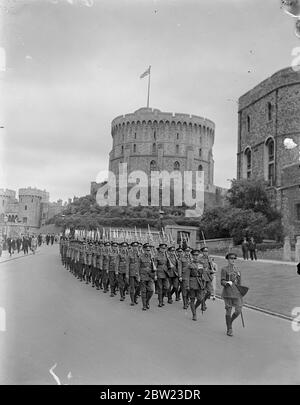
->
xmin=237 ymin=67 xmax=300 ymax=239
xmin=92 ymin=107 xmax=227 ymax=209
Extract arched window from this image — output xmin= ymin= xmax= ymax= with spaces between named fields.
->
xmin=152 ymin=143 xmax=156 ymax=153
xmin=245 ymin=148 xmax=252 ymax=179
xmin=247 ymin=115 xmax=251 ymax=132
xmin=198 ymin=165 xmax=203 ymax=171
xmin=133 ymin=144 xmax=136 ymax=153
xmin=174 ymin=161 xmax=180 ymax=170
xmin=121 ymin=145 xmax=124 ymax=155
xmin=177 ymin=133 xmax=179 ymax=140
xmin=150 ymin=160 xmax=157 ymax=171
xmin=199 ymin=148 xmax=202 ymax=157
xmin=176 ymin=145 xmax=179 ymax=154
xmin=265 ymin=138 xmax=275 ymax=186
xmin=153 ymin=131 xmax=156 ymax=140
xmin=134 ymin=132 xmax=137 ymax=139
xmin=267 ymin=102 xmax=272 ymax=121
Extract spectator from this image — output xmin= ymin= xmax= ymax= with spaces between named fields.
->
xmin=23 ymin=236 xmax=29 ymax=255
xmin=16 ymin=237 xmax=22 ymax=253
xmin=249 ymin=237 xmax=257 ymax=261
xmin=210 ymin=257 xmax=218 ymax=300
xmin=241 ymin=237 xmax=249 ymax=260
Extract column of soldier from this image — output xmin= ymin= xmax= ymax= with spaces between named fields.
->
xmin=59 ymin=227 xmax=244 ymax=336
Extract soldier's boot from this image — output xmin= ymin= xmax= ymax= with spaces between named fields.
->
xmin=201 ymin=299 xmax=207 ymax=312
xmin=146 ymin=291 xmax=153 ymax=309
xmin=142 ymin=295 xmax=147 ymax=311
xmin=183 ymin=296 xmax=188 ymax=310
xmin=134 ymin=292 xmax=139 ymax=304
xmin=167 ymin=291 xmax=173 ymax=304
xmin=120 ymin=288 xmax=125 ymax=301
xmin=130 ymin=292 xmax=135 ymax=306
xmin=175 ymin=290 xmax=180 ymax=301
xmin=190 ymin=301 xmax=197 ymax=321
xmin=226 ymin=315 xmax=233 ymax=336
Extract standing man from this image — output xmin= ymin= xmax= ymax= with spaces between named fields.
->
xmin=117 ymin=242 xmax=129 ymax=301
xmin=16 ymin=236 xmax=22 ymax=253
xmin=249 ymin=237 xmax=257 ymax=261
xmin=154 ymin=243 xmax=169 ymax=307
xmin=128 ymin=241 xmax=140 ymax=306
xmin=241 ymin=237 xmax=249 ymax=260
xmin=138 ymin=243 xmax=157 ymax=310
xmin=108 ymin=242 xmax=119 ymax=297
xmin=95 ymin=241 xmax=104 ymax=290
xmin=166 ymin=246 xmax=180 ymax=303
xmin=199 ymin=246 xmax=214 ymax=312
xmin=220 ymin=252 xmax=243 ymax=337
xmin=22 ymin=235 xmax=29 ymax=255
xmin=186 ymin=249 xmax=206 ymax=321
xmin=178 ymin=246 xmax=192 ymax=310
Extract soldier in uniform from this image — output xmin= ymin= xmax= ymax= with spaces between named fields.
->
xmin=178 ymin=246 xmax=192 ymax=309
xmin=91 ymin=242 xmax=97 ymax=288
xmin=186 ymin=249 xmax=206 ymax=321
xmin=166 ymin=246 xmax=180 ymax=303
xmin=86 ymin=242 xmax=93 ymax=284
xmin=117 ymin=242 xmax=129 ymax=301
xmin=108 ymin=241 xmax=119 ymax=297
xmin=220 ymin=252 xmax=243 ymax=336
xmin=138 ymin=243 xmax=157 ymax=310
xmin=128 ymin=241 xmax=140 ymax=306
xmin=95 ymin=241 xmax=104 ymax=290
xmin=199 ymin=246 xmax=214 ymax=312
xmin=102 ymin=242 xmax=110 ymax=293
xmin=154 ymin=243 xmax=169 ymax=307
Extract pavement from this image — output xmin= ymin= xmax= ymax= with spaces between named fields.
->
xmin=0 ymin=245 xmax=300 ymax=385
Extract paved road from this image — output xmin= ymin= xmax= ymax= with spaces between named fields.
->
xmin=0 ymin=246 xmax=299 ymax=385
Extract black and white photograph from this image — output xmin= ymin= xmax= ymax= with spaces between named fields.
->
xmin=0 ymin=0 xmax=300 ymax=390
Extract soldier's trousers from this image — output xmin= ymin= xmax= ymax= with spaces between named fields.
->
xmin=91 ymin=266 xmax=97 ymax=286
xmin=118 ymin=273 xmax=128 ymax=299
xmin=108 ymin=271 xmax=117 ymax=294
xmin=180 ymin=279 xmax=190 ymax=308
xmin=157 ymin=277 xmax=169 ymax=304
xmin=168 ymin=277 xmax=179 ymax=301
xmin=129 ymin=276 xmax=140 ymax=303
xmin=94 ymin=268 xmax=102 ymax=289
xmin=102 ymin=270 xmax=109 ymax=292
xmin=140 ymin=280 xmax=154 ymax=307
xmin=85 ymin=265 xmax=92 ymax=283
xmin=189 ymin=288 xmax=205 ymax=315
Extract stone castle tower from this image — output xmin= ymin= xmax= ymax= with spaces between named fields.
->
xmin=108 ymin=107 xmax=216 ymax=189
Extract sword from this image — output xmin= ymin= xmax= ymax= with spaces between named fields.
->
xmin=241 ymin=310 xmax=245 ymax=328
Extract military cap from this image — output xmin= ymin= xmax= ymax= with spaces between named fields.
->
xmin=176 ymin=246 xmax=183 ymax=252
xmin=131 ymin=241 xmax=139 ymax=246
xmin=143 ymin=243 xmax=151 ymax=249
xmin=225 ymin=252 xmax=237 ymax=260
xmin=104 ymin=241 xmax=111 ymax=246
xmin=191 ymin=249 xmax=200 ymax=255
xmin=168 ymin=246 xmax=175 ymax=251
xmin=184 ymin=246 xmax=192 ymax=251
xmin=111 ymin=241 xmax=118 ymax=247
xmin=200 ymin=246 xmax=208 ymax=252
xmin=120 ymin=241 xmax=129 ymax=247
xmin=159 ymin=243 xmax=167 ymax=248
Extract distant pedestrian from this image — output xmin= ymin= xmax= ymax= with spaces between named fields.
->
xmin=23 ymin=236 xmax=29 ymax=255
xmin=249 ymin=237 xmax=257 ymax=261
xmin=16 ymin=237 xmax=22 ymax=253
xmin=210 ymin=257 xmax=218 ymax=300
xmin=51 ymin=234 xmax=55 ymax=245
xmin=46 ymin=234 xmax=50 ymax=245
xmin=31 ymin=236 xmax=37 ymax=254
xmin=241 ymin=237 xmax=249 ymax=260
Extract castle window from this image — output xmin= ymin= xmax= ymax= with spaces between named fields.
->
xmin=176 ymin=145 xmax=179 ymax=154
xmin=174 ymin=161 xmax=180 ymax=171
xmin=245 ymin=148 xmax=252 ymax=179
xmin=150 ymin=160 xmax=157 ymax=171
xmin=199 ymin=148 xmax=202 ymax=157
xmin=267 ymin=102 xmax=272 ymax=121
xmin=198 ymin=165 xmax=203 ymax=171
xmin=23 ymin=217 xmax=27 ymax=224
xmin=133 ymin=144 xmax=136 ymax=153
xmin=154 ymin=131 xmax=156 ymax=140
xmin=134 ymin=132 xmax=136 ymax=139
xmin=296 ymin=204 xmax=300 ymax=221
xmin=177 ymin=133 xmax=179 ymax=140
xmin=152 ymin=143 xmax=156 ymax=153
xmin=25 ymin=205 xmax=27 ymax=210
xmin=31 ymin=198 xmax=33 ymax=203
xmin=121 ymin=145 xmax=124 ymax=155
xmin=247 ymin=115 xmax=251 ymax=132
xmin=265 ymin=138 xmax=275 ymax=186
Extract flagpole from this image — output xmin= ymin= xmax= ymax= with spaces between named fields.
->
xmin=147 ymin=66 xmax=151 ymax=108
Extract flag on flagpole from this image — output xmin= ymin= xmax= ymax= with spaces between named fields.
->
xmin=140 ymin=65 xmax=151 ymax=79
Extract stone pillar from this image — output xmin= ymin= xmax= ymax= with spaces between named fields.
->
xmin=283 ymin=236 xmax=291 ymax=262
xmin=295 ymin=236 xmax=300 ymax=263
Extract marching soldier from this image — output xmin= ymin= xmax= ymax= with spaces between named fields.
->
xmin=199 ymin=246 xmax=214 ymax=311
xmin=102 ymin=242 xmax=110 ymax=293
xmin=178 ymin=245 xmax=192 ymax=310
xmin=91 ymin=242 xmax=97 ymax=287
xmin=128 ymin=241 xmax=140 ymax=306
xmin=154 ymin=243 xmax=169 ymax=307
xmin=138 ymin=243 xmax=157 ymax=310
xmin=108 ymin=241 xmax=119 ymax=297
xmin=166 ymin=246 xmax=180 ymax=303
xmin=95 ymin=241 xmax=104 ymax=290
xmin=186 ymin=249 xmax=206 ymax=321
xmin=221 ymin=252 xmax=243 ymax=337
xmin=86 ymin=242 xmax=93 ymax=284
xmin=117 ymin=242 xmax=129 ymax=301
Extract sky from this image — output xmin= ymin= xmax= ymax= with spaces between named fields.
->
xmin=0 ymin=0 xmax=298 ymax=201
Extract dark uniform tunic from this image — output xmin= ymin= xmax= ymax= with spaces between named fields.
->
xmin=128 ymin=251 xmax=140 ymax=303
xmin=117 ymin=249 xmax=129 ymax=299
xmin=154 ymin=252 xmax=169 ymax=304
xmin=220 ymin=264 xmax=243 ymax=309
